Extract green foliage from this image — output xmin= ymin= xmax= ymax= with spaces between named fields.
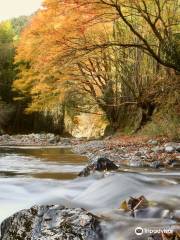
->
xmin=0 ymin=16 xmax=30 ymax=102
xmin=0 ymin=21 xmax=15 ymax=102
xmin=11 ymin=16 xmax=30 ymax=36
xmin=0 ymin=21 xmax=14 ymax=43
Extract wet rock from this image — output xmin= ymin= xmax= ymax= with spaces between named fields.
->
xmin=79 ymin=157 xmax=118 ymax=177
xmin=79 ymin=167 xmax=91 ymax=177
xmin=0 ymin=205 xmax=103 ymax=240
xmin=93 ymin=157 xmax=118 ymax=171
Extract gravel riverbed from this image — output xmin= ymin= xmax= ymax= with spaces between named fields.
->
xmin=0 ymin=133 xmax=179 ymax=169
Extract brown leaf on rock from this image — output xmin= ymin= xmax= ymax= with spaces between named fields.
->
xmin=120 ymin=195 xmax=149 ymax=213
xmin=128 ymin=195 xmax=149 ymax=211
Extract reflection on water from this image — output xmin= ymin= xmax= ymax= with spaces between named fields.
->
xmin=0 ymin=146 xmax=180 ymax=239
xmin=0 ymin=147 xmax=87 ymax=179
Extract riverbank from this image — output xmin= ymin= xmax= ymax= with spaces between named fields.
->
xmin=0 ymin=134 xmax=179 ymax=169
xmin=73 ymin=136 xmax=180 ymax=169
xmin=0 ymin=134 xmax=72 ymax=146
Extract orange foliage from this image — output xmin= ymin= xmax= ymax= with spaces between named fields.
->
xmin=14 ymin=0 xmax=114 ymax=112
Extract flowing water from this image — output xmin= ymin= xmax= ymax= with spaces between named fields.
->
xmin=0 ymin=146 xmax=180 ymax=239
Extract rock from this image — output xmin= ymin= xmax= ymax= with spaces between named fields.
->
xmin=129 ymin=157 xmax=149 ymax=167
xmin=48 ymin=138 xmax=56 ymax=144
xmin=60 ymin=138 xmax=72 ymax=145
xmin=79 ymin=157 xmax=118 ymax=177
xmin=0 ymin=205 xmax=103 ymax=240
xmin=79 ymin=167 xmax=91 ymax=177
xmin=171 ymin=159 xmax=180 ymax=168
xmin=149 ymin=161 xmax=163 ymax=169
xmin=0 ymin=134 xmax=11 ymax=142
xmin=54 ymin=135 xmax=61 ymax=142
xmin=93 ymin=157 xmax=118 ymax=171
xmin=164 ymin=142 xmax=180 ymax=152
xmin=175 ymin=145 xmax=180 ymax=152
xmin=104 ymin=136 xmax=113 ymax=140
xmin=148 ymin=140 xmax=158 ymax=145
xmin=151 ymin=146 xmax=164 ymax=153
xmin=48 ymin=135 xmax=65 ymax=144
xmin=171 ymin=210 xmax=180 ymax=222
xmin=164 ymin=159 xmax=175 ymax=166
xmin=0 ymin=134 xmax=73 ymax=146
xmin=134 ymin=151 xmax=142 ymax=157
xmin=47 ymin=133 xmax=56 ymax=144
xmin=165 ymin=146 xmax=175 ymax=153
xmin=129 ymin=160 xmax=142 ymax=167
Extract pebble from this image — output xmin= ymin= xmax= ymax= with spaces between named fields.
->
xmin=165 ymin=146 xmax=175 ymax=153
xmin=0 ymin=134 xmax=72 ymax=146
xmin=148 ymin=140 xmax=158 ymax=145
xmin=151 ymin=146 xmax=164 ymax=152
xmin=149 ymin=161 xmax=162 ymax=169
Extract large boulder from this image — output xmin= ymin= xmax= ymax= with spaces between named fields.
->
xmin=0 ymin=205 xmax=103 ymax=240
xmin=79 ymin=157 xmax=118 ymax=177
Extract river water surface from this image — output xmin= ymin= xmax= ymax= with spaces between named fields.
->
xmin=0 ymin=146 xmax=180 ymax=239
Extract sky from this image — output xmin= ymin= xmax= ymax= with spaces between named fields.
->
xmin=0 ymin=0 xmax=43 ymax=21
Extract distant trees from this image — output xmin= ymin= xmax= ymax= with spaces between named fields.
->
xmin=11 ymin=16 xmax=30 ymax=36
xmin=0 ymin=21 xmax=15 ymax=102
xmin=0 ymin=16 xmax=30 ymax=132
xmin=0 ymin=16 xmax=30 ymax=103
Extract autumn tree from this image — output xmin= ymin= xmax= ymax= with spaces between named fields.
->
xmin=14 ymin=0 xmax=180 ymax=134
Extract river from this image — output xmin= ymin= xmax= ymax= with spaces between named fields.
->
xmin=0 ymin=146 xmax=180 ymax=239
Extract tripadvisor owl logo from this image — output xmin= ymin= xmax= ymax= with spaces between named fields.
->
xmin=135 ymin=227 xmax=143 ymax=236
xmin=135 ymin=226 xmax=174 ymax=236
